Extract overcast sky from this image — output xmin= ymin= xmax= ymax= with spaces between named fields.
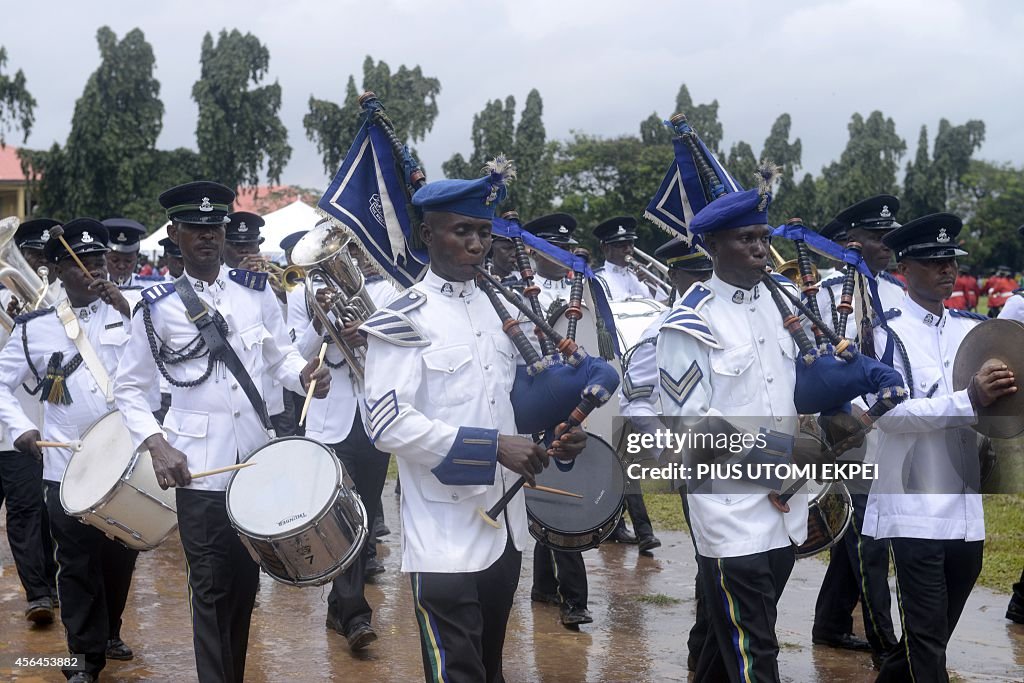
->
xmin=5 ymin=0 xmax=1023 ymax=193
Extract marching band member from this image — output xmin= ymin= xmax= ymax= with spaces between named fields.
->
xmin=359 ymin=172 xmax=587 ymax=683
xmin=655 ymin=180 xmax=821 ymax=683
xmin=594 ymin=216 xmax=663 ymax=301
xmin=0 ymin=219 xmax=145 ymax=682
xmin=812 ymin=196 xmax=904 ymax=661
xmin=865 ymin=213 xmax=1016 ymax=682
xmin=0 ymin=218 xmax=59 ymax=627
xmin=488 ymin=231 xmax=519 ymax=287
xmin=103 ymin=218 xmax=163 ymax=288
xmin=158 ymin=236 xmax=185 ymax=279
xmin=618 ymin=235 xmax=712 ymax=670
xmin=114 ymin=181 xmax=331 ymax=683
xmin=280 ymin=229 xmax=310 ymax=437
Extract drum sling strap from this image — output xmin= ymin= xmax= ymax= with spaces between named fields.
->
xmin=173 ymin=276 xmax=273 ymax=431
xmin=56 ymin=300 xmax=114 ymax=405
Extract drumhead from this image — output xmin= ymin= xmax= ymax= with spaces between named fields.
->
xmin=227 ymin=437 xmax=341 ymax=537
xmin=526 ymin=432 xmax=625 ymax=535
xmin=610 ymin=298 xmax=666 ymax=350
xmin=61 ymin=412 xmax=137 ymax=514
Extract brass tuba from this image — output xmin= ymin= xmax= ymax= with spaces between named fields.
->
xmin=625 ymin=247 xmax=673 ymax=299
xmin=290 ymin=222 xmax=376 ymax=381
xmin=0 ymin=216 xmax=59 ymax=333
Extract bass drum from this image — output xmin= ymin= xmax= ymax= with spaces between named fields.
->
xmin=794 ymin=478 xmax=853 ymax=558
xmin=608 ymin=297 xmax=666 ymax=351
xmin=526 ymin=432 xmax=625 ymax=551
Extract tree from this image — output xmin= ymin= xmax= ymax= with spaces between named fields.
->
xmin=674 ymin=84 xmax=723 ymax=154
xmin=931 ymin=118 xmax=985 ymax=201
xmin=726 ymin=141 xmax=758 ymax=192
xmin=903 ymin=126 xmax=944 ymax=220
xmin=0 ymin=46 xmax=36 ymax=145
xmin=760 ymin=114 xmax=803 ymax=223
xmin=639 ymin=112 xmax=671 ymax=146
xmin=443 ymin=90 xmax=555 ymax=219
xmin=949 ymin=161 xmax=1024 ymax=273
xmin=304 ymin=56 xmax=441 ymax=175
xmin=193 ymin=29 xmax=291 ymax=190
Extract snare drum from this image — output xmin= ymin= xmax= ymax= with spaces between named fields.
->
xmin=226 ymin=437 xmax=368 ymax=587
xmin=794 ymin=479 xmax=853 ymax=558
xmin=526 ymin=432 xmax=625 ymax=551
xmin=60 ymin=412 xmax=178 ymax=551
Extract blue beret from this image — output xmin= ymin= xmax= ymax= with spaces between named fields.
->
xmin=411 ymin=157 xmax=514 ymax=220
xmin=689 ymin=188 xmax=771 ymax=237
xmin=279 ymin=230 xmax=308 ymax=252
xmin=44 ymin=218 xmax=110 ymax=263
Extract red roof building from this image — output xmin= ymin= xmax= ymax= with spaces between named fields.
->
xmin=0 ymin=146 xmax=30 ymax=220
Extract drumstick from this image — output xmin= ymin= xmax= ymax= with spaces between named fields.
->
xmin=190 ymin=462 xmax=256 ymax=480
xmin=299 ymin=341 xmax=329 ymax=427
xmin=36 ymin=440 xmax=83 ymax=452
xmin=48 ymin=225 xmax=93 ymax=280
xmin=525 ymin=483 xmax=583 ymax=499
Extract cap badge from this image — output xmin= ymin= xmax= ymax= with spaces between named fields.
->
xmin=617 ymin=226 xmax=626 ymax=235
xmin=41 ymin=229 xmax=50 ymax=242
xmin=936 ymin=228 xmax=950 ymax=243
xmin=199 ymin=197 xmax=213 ymax=212
xmin=559 ymin=225 xmax=568 ymax=234
xmin=238 ymin=222 xmax=248 ymax=233
xmin=880 ymin=205 xmax=892 ymax=219
xmin=81 ymin=232 xmax=94 ymax=244
xmin=117 ymin=232 xmax=127 ymax=242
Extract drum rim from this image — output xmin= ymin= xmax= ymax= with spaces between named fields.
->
xmin=226 ymin=435 xmax=346 ymax=540
xmin=60 ymin=410 xmax=145 ymax=516
xmin=794 ymin=479 xmax=854 ymax=559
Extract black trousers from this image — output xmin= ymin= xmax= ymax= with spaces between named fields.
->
xmin=44 ymin=481 xmax=138 ymax=679
xmin=410 ymin=538 xmax=522 ymax=683
xmin=679 ymin=490 xmax=709 ymax=665
xmin=532 ymin=542 xmax=588 ymax=609
xmin=176 ymin=488 xmax=260 ymax=683
xmin=618 ymin=492 xmax=654 ymax=538
xmin=327 ymin=410 xmax=391 ymax=636
xmin=877 ymin=538 xmax=983 ymax=683
xmin=813 ymin=493 xmax=897 ymax=654
xmin=696 ymin=546 xmax=795 ymax=683
xmin=270 ymin=388 xmax=297 ymax=438
xmin=1011 ymin=565 xmax=1024 ymax=607
xmin=0 ymin=449 xmax=56 ymax=601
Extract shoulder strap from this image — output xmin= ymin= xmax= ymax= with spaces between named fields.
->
xmin=55 ymin=301 xmax=114 ymax=404
xmin=173 ymin=276 xmax=272 ymax=431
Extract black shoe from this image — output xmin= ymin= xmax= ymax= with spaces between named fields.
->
xmin=346 ymin=622 xmax=378 ymax=652
xmin=106 ymin=637 xmax=134 ymax=660
xmin=1007 ymin=598 xmax=1024 ymax=624
xmin=607 ymin=525 xmax=638 ymax=544
xmin=373 ymin=517 xmax=391 ymax=539
xmin=530 ymin=588 xmax=560 ymax=605
xmin=25 ymin=597 xmax=54 ymax=625
xmin=812 ymin=632 xmax=872 ymax=651
xmin=67 ymin=673 xmax=95 ymax=683
xmin=687 ymin=653 xmax=697 ymax=672
xmin=638 ymin=535 xmax=662 ymax=553
xmin=365 ymin=558 xmax=385 ymax=584
xmin=560 ymin=605 xmax=593 ymax=627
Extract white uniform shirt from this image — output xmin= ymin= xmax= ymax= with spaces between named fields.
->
xmin=619 ymin=309 xmax=671 ymax=418
xmin=815 ymin=270 xmax=906 ymax=341
xmin=0 ymin=301 xmax=139 ymax=481
xmin=361 ymin=269 xmax=529 ymax=574
xmin=115 ymin=266 xmax=307 ymax=491
xmin=864 ymin=297 xmax=984 ymax=541
xmin=997 ymin=291 xmax=1024 ymax=323
xmin=656 ymin=275 xmax=808 ymax=558
xmin=597 ymin=263 xmax=651 ymax=301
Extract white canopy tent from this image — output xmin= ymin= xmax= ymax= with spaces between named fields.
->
xmin=139 ymin=199 xmax=322 ymax=262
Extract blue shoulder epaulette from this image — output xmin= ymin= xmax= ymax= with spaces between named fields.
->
xmin=821 ymin=274 xmax=844 ymax=289
xmin=871 ymin=308 xmax=902 ymax=327
xmin=770 ymin=272 xmax=792 ymax=287
xmin=880 ymin=271 xmax=907 ymax=290
xmin=228 ymin=268 xmax=268 ymax=291
xmin=949 ymin=308 xmax=987 ymax=321
xmin=359 ymin=289 xmax=430 ymax=347
xmin=13 ymin=307 xmax=54 ymax=325
xmin=660 ymin=282 xmax=721 ymax=349
xmin=141 ymin=282 xmax=175 ymax=304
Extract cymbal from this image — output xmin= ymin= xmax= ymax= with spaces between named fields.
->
xmin=952 ymin=318 xmax=1024 ymax=439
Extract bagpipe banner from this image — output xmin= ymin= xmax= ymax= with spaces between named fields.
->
xmin=317 ymin=118 xmax=428 ymax=289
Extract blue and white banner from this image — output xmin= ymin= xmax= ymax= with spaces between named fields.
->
xmin=318 ymin=120 xmax=428 ymax=288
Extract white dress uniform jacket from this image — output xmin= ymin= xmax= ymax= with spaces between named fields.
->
xmin=115 ymin=266 xmax=307 ymax=491
xmin=656 ymin=275 xmax=808 ymax=558
xmin=997 ymin=291 xmax=1024 ymax=323
xmin=596 ymin=263 xmax=651 ymax=301
xmin=360 ymin=269 xmax=529 ymax=574
xmin=864 ymin=297 xmax=985 ymax=542
xmin=619 ymin=309 xmax=671 ymax=418
xmin=815 ymin=270 xmax=906 ymax=340
xmin=0 ymin=301 xmax=142 ymax=481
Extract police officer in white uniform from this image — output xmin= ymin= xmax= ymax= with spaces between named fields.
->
xmin=865 ymin=214 xmax=1016 ymax=682
xmin=158 ymin=236 xmax=185 ymax=279
xmin=656 ymin=183 xmax=821 ymax=683
xmin=594 ymin=216 xmax=662 ymax=301
xmin=360 ymin=171 xmax=587 ymax=683
xmin=114 ymin=182 xmax=330 ymax=683
xmin=103 ymin=218 xmax=165 ymax=288
xmin=0 ymin=218 xmax=59 ymax=626
xmin=0 ymin=219 xmax=145 ymax=683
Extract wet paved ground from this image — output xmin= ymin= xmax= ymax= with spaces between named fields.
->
xmin=1 ymin=491 xmax=1022 ymax=682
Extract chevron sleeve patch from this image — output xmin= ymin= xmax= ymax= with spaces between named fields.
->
xmin=659 ymin=361 xmax=703 ymax=406
xmin=364 ymin=390 xmax=399 ymax=443
xmin=622 ymin=371 xmax=655 ymax=401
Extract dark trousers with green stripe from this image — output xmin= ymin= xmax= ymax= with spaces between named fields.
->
xmin=679 ymin=490 xmax=710 ymax=668
xmin=877 ymin=538 xmax=983 ymax=683
xmin=532 ymin=541 xmax=587 ymax=609
xmin=813 ymin=493 xmax=897 ymax=654
xmin=696 ymin=546 xmax=795 ymax=683
xmin=410 ymin=539 xmax=521 ymax=683
xmin=177 ymin=488 xmax=260 ymax=683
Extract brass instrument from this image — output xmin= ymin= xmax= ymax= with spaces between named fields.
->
xmin=770 ymin=245 xmax=818 ymax=287
xmin=0 ymin=216 xmax=59 ymax=333
xmin=290 ymin=223 xmax=376 ymax=381
xmin=625 ymin=247 xmax=672 ymax=299
xmin=249 ymin=257 xmax=306 ymax=293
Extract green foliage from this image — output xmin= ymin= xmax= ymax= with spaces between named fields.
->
xmin=952 ymin=160 xmax=1024 ymax=272
xmin=193 ymin=29 xmax=291 ymax=190
xmin=726 ymin=141 xmax=758 ymax=192
xmin=304 ymin=57 xmax=440 ymax=175
xmin=904 ymin=126 xmax=945 ymax=219
xmin=760 ymin=114 xmax=804 ymax=223
xmin=904 ymin=120 xmax=986 ymax=221
xmin=674 ymin=85 xmax=722 ymax=154
xmin=0 ymin=46 xmax=36 ymax=145
xmin=640 ymin=112 xmax=671 ymax=146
